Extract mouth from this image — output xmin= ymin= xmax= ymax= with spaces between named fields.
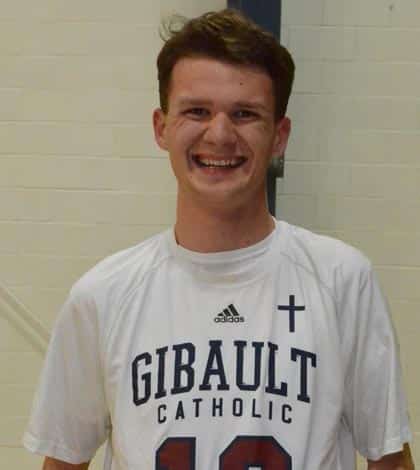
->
xmin=192 ymin=154 xmax=247 ymax=169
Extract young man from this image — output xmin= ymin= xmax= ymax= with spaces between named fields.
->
xmin=24 ymin=9 xmax=413 ymax=470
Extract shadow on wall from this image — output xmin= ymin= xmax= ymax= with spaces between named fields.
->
xmin=0 ymin=282 xmax=49 ymax=355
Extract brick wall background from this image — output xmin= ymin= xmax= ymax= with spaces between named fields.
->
xmin=0 ymin=0 xmax=418 ymax=468
xmin=280 ymin=0 xmax=420 ymax=466
xmin=0 ymin=1 xmax=225 ymax=468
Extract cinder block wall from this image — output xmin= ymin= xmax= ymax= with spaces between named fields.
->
xmin=1 ymin=0 xmax=419 ymax=468
xmin=0 ymin=1 xmax=225 ymax=468
xmin=280 ymin=0 xmax=420 ymax=466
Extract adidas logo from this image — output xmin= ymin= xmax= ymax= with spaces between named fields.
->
xmin=214 ymin=304 xmax=245 ymax=323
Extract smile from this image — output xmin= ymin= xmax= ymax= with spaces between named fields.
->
xmin=192 ymin=155 xmax=246 ymax=169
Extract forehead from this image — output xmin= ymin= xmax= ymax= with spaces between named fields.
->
xmin=168 ymin=57 xmax=274 ymax=109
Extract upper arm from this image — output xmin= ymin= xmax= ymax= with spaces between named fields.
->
xmin=339 ymin=262 xmax=412 ymax=459
xmin=24 ymin=287 xmax=109 ymax=464
xmin=367 ymin=444 xmax=414 ymax=469
xmin=43 ymin=457 xmax=90 ymax=470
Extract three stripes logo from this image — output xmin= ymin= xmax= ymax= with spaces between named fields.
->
xmin=214 ymin=304 xmax=245 ymax=323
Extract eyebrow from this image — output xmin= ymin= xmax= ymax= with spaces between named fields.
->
xmin=234 ymin=100 xmax=270 ymax=113
xmin=177 ymin=98 xmax=212 ymax=107
xmin=177 ymin=97 xmax=270 ymax=113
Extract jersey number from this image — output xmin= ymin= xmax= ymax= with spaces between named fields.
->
xmin=156 ymin=435 xmax=292 ymax=469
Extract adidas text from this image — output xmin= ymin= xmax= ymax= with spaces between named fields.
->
xmin=214 ymin=304 xmax=245 ymax=323
xmin=214 ymin=316 xmax=245 ymax=323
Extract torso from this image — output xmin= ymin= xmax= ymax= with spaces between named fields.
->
xmin=97 ymin=221 xmax=355 ymax=469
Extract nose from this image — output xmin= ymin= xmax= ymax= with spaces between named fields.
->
xmin=202 ymin=112 xmax=238 ymax=147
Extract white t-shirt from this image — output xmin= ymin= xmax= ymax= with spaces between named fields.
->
xmin=23 ymin=220 xmax=412 ymax=469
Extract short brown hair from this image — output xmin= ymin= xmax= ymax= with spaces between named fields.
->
xmin=157 ymin=8 xmax=295 ymax=121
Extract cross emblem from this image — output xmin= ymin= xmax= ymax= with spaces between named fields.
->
xmin=277 ymin=295 xmax=306 ymax=333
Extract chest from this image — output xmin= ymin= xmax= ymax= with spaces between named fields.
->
xmin=104 ymin=266 xmax=343 ymax=410
xmin=101 ymin=269 xmax=346 ymax=468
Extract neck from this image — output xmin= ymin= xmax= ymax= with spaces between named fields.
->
xmin=174 ymin=193 xmax=275 ymax=253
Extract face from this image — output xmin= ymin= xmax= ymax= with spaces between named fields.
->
xmin=153 ymin=57 xmax=290 ymax=213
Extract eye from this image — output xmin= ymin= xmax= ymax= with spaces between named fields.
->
xmin=183 ymin=107 xmax=209 ymax=118
xmin=233 ymin=109 xmax=258 ymax=120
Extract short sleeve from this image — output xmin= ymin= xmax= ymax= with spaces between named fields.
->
xmin=338 ymin=259 xmax=412 ymax=461
xmin=23 ymin=284 xmax=110 ymax=464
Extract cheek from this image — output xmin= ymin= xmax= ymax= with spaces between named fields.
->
xmin=169 ymin=121 xmax=205 ymax=150
xmin=244 ymin=129 xmax=276 ymax=156
xmin=172 ymin=115 xmax=203 ymax=133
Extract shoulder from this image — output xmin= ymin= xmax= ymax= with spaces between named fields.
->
xmin=65 ymin=229 xmax=173 ymax=317
xmin=277 ymin=220 xmax=372 ymax=294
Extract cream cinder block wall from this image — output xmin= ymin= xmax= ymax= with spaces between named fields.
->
xmin=2 ymin=0 xmax=419 ymax=468
xmin=279 ymin=0 xmax=420 ymax=467
xmin=0 ymin=1 xmax=225 ymax=469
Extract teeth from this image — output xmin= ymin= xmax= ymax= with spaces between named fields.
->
xmin=195 ymin=157 xmax=243 ymax=167
xmin=203 ymin=159 xmax=232 ymax=167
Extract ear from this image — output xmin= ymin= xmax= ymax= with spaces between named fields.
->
xmin=272 ymin=116 xmax=291 ymax=158
xmin=153 ymin=108 xmax=168 ymax=151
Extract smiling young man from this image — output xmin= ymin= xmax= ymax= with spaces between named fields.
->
xmin=153 ymin=55 xmax=290 ymax=253
xmin=24 ymin=9 xmax=413 ymax=470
